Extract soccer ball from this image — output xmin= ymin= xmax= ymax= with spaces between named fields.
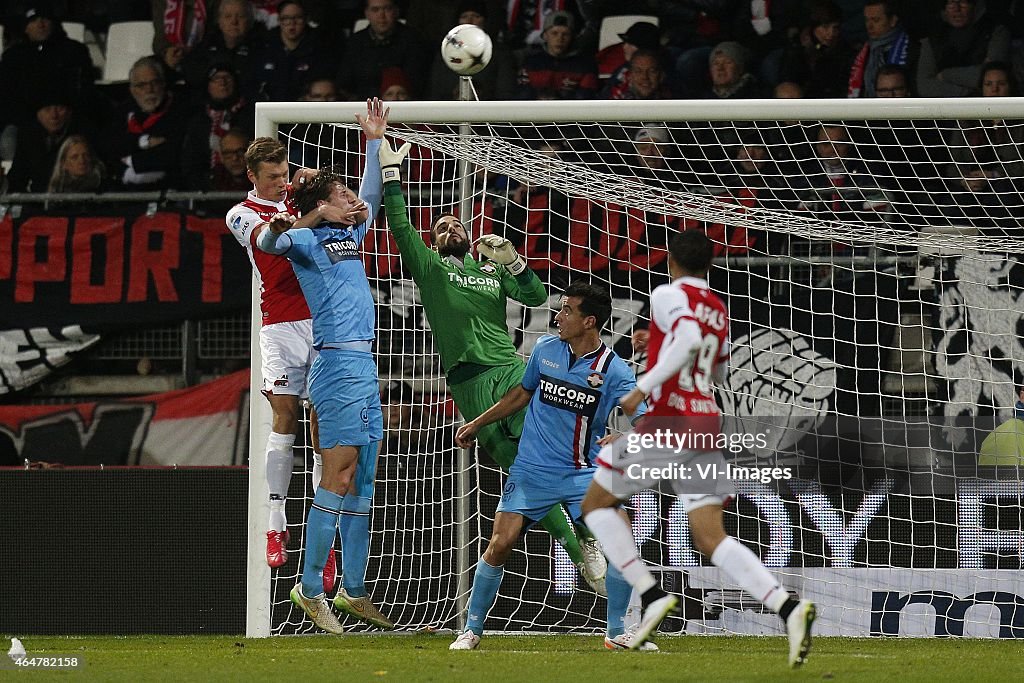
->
xmin=441 ymin=24 xmax=492 ymax=76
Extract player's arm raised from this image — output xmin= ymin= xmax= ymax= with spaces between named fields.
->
xmin=455 ymin=385 xmax=533 ymax=448
xmin=354 ymin=98 xmax=387 ymax=231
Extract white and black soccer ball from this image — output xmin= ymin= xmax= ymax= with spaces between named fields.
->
xmin=441 ymin=24 xmax=493 ymax=76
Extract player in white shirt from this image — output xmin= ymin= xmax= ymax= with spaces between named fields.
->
xmin=225 ymin=135 xmax=358 ymax=582
xmin=581 ymin=231 xmax=816 ymax=667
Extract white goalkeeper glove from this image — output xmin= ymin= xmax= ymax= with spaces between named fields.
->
xmin=379 ymin=137 xmax=412 ymax=184
xmin=477 ymin=234 xmax=527 ymax=276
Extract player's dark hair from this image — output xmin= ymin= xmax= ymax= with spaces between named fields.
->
xmin=430 ymin=212 xmax=459 ymax=241
xmin=244 ymin=137 xmax=287 ymax=173
xmin=669 ymin=231 xmax=714 ymax=275
xmin=565 ymin=281 xmax=612 ymax=330
xmin=292 ymin=165 xmax=348 ymax=215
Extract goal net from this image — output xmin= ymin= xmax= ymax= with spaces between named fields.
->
xmin=249 ymin=98 xmax=1024 ymax=639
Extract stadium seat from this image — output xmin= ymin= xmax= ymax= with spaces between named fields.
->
xmin=598 ymin=15 xmax=659 ymax=51
xmin=102 ymin=21 xmax=156 ymax=83
xmin=62 ymin=22 xmax=105 ymax=74
xmin=62 ymin=21 xmax=86 ymax=42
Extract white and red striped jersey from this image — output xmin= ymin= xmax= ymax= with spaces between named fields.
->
xmin=642 ymin=276 xmax=730 ymax=418
xmin=225 ymin=188 xmax=310 ymax=326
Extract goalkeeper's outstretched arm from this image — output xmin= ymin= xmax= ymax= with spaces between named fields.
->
xmin=378 ymin=138 xmax=436 ymax=282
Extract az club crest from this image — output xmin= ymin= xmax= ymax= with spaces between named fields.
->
xmin=587 ymin=373 xmax=604 ymax=388
xmin=480 ymin=262 xmax=497 ymax=274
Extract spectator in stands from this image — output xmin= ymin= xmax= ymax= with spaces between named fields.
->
xmin=287 ymin=79 xmax=343 ymax=168
xmin=0 ymin=5 xmax=95 ymax=131
xmin=379 ymin=67 xmax=412 ymax=101
xmin=773 ymin=81 xmax=804 ymax=98
xmin=632 ymin=126 xmax=689 ymax=190
xmin=978 ymin=59 xmax=1018 ymax=97
xmin=664 ymin=1 xmax=738 ymax=98
xmin=181 ymin=64 xmax=255 ymax=190
xmin=428 ymin=2 xmax=516 ymax=100
xmin=407 ymin=0 xmax=505 ymax=47
xmin=252 ymin=0 xmax=337 ymax=102
xmin=207 ymin=128 xmax=252 ymax=192
xmin=597 ymin=20 xmax=661 ymax=88
xmin=506 ymin=0 xmax=594 ymax=49
xmin=717 ymin=134 xmax=791 ymax=201
xmin=104 ymin=56 xmax=192 ymax=190
xmin=779 ymin=0 xmax=856 ymax=98
xmin=796 ymin=123 xmax=891 ymax=223
xmin=47 ymin=134 xmax=106 ymax=193
xmin=7 ymin=90 xmax=95 ymax=193
xmin=943 ymin=63 xmax=1023 ymax=184
xmin=933 ymin=161 xmax=1017 ymax=234
xmin=917 ymin=0 xmax=1011 ymax=98
xmin=847 ymin=1 xmax=912 ymax=97
xmin=700 ymin=41 xmax=768 ymax=99
xmin=601 ymin=49 xmax=673 ymax=100
xmin=152 ymin=0 xmax=209 ymax=70
xmin=873 ymin=63 xmax=911 ymax=97
xmin=731 ymin=0 xmax=804 ymax=87
xmin=182 ymin=0 xmax=266 ymax=100
xmin=301 ymin=77 xmax=340 ymax=102
xmin=516 ymin=11 xmax=598 ymax=100
xmin=856 ymin=65 xmax=951 ymax=222
xmin=337 ymin=0 xmax=432 ymax=100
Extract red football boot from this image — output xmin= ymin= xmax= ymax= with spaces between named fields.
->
xmin=266 ymin=530 xmax=289 ymax=568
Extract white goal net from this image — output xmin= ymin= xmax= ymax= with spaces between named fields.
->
xmin=248 ymin=98 xmax=1024 ymax=639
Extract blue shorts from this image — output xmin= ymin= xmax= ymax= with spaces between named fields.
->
xmin=308 ymin=349 xmax=383 ymax=449
xmin=496 ymin=465 xmax=594 ymax=522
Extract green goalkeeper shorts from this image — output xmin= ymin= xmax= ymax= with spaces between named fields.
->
xmin=448 ymin=361 xmax=525 ymax=470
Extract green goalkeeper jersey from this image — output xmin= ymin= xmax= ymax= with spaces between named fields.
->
xmin=382 ymin=182 xmax=547 ymax=377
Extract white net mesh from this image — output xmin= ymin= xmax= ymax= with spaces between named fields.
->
xmin=258 ymin=99 xmax=1024 ymax=638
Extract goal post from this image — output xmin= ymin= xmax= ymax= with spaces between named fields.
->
xmin=247 ymin=97 xmax=1024 ymax=639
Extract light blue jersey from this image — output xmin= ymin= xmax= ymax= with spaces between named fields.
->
xmin=515 ymin=334 xmax=644 ymax=473
xmin=277 ymin=139 xmax=383 ymax=348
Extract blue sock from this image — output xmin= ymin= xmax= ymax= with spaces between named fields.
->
xmin=300 ymin=487 xmax=342 ymax=597
xmin=466 ymin=558 xmax=504 ymax=636
xmin=339 ymin=496 xmax=371 ymax=598
xmin=606 ymin=563 xmax=630 ymax=638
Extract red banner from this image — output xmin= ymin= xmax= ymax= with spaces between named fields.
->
xmin=0 ymin=370 xmax=250 ymax=467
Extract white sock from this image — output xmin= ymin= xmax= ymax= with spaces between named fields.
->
xmin=312 ymin=451 xmax=323 ymax=491
xmin=268 ymin=499 xmax=286 ymax=533
xmin=266 ymin=432 xmax=295 ymax=532
xmin=710 ymin=536 xmax=788 ymax=612
xmin=584 ymin=508 xmax=656 ymax=594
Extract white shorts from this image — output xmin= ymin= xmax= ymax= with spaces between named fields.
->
xmin=259 ymin=319 xmax=316 ymax=398
xmin=593 ymin=431 xmax=734 ymax=513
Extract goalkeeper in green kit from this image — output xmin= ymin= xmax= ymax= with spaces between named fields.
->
xmin=377 ymin=138 xmax=607 ymax=595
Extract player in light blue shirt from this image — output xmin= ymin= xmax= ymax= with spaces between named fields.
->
xmin=256 ymin=98 xmax=392 ymax=633
xmin=449 ymin=281 xmax=647 ymax=651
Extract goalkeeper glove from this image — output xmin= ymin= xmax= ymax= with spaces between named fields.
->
xmin=379 ymin=137 xmax=412 ymax=184
xmin=477 ymin=234 xmax=527 ymax=276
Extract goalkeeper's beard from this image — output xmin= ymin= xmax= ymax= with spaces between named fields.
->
xmin=438 ymin=240 xmax=470 ymax=259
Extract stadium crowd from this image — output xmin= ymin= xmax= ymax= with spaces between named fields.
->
xmin=0 ymin=0 xmax=1022 ymax=198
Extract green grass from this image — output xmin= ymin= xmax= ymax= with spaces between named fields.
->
xmin=4 ymin=633 xmax=1024 ymax=682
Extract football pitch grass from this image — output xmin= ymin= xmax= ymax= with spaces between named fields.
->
xmin=6 ymin=633 xmax=1024 ymax=682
